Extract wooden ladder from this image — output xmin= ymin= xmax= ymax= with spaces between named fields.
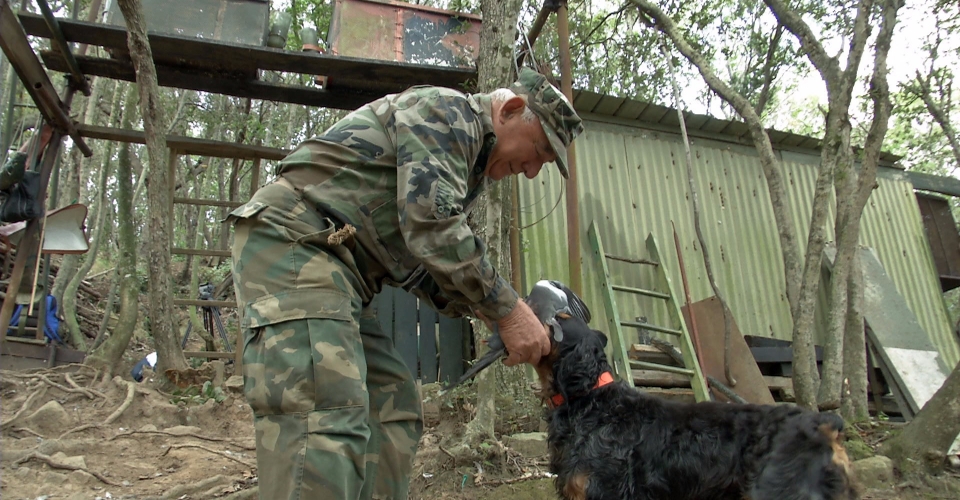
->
xmin=588 ymin=221 xmax=710 ymax=402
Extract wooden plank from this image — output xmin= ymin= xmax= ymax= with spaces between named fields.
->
xmin=78 ymin=124 xmax=288 ymax=160
xmin=681 ymin=296 xmax=776 ymax=405
xmin=418 ymin=305 xmax=439 ymax=383
xmin=764 ymin=375 xmax=796 ymax=402
xmin=20 ymin=13 xmax=475 ymax=91
xmin=907 ymin=170 xmax=960 ymax=198
xmin=749 ymin=346 xmax=824 ymax=364
xmin=42 ymin=52 xmax=384 ymax=110
xmin=394 ymin=291 xmax=419 ymax=378
xmin=1 ymin=339 xmax=85 ymax=364
xmin=628 ymin=343 xmax=677 ymax=366
xmin=438 ymin=315 xmax=466 ymax=384
xmin=632 ymin=369 xmax=692 ymax=388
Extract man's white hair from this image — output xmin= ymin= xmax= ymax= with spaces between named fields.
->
xmin=490 ymin=88 xmax=538 ymax=123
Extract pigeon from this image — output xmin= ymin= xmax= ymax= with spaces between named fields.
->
xmin=441 ymin=280 xmax=590 ymax=391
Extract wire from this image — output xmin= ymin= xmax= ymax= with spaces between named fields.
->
xmin=517 ymin=173 xmax=565 ymax=231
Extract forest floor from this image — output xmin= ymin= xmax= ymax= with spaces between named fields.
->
xmin=2 ymin=359 xmax=959 ymax=500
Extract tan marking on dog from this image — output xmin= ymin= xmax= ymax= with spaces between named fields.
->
xmin=818 ymin=424 xmax=852 ymax=474
xmin=563 ymin=472 xmax=590 ymax=500
xmin=535 ymin=343 xmax=561 ymax=404
xmin=819 ymin=423 xmax=861 ymax=499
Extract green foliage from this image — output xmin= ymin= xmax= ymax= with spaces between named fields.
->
xmin=169 ymin=380 xmax=227 ymax=405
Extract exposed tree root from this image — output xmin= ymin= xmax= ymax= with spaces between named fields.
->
xmin=58 ymin=423 xmax=100 ymax=440
xmin=220 ymin=486 xmax=258 ymax=500
xmin=12 ymin=426 xmax=45 ymax=439
xmin=14 ymin=451 xmax=120 ymax=486
xmin=162 ymin=443 xmax=255 ymax=467
xmin=141 ymin=474 xmax=230 ymax=500
xmin=1 ymin=385 xmax=46 ymax=429
xmin=103 ymin=377 xmax=135 ymax=425
xmin=476 ymin=471 xmax=555 ymax=487
xmin=110 ymin=429 xmax=256 ymax=450
xmin=65 ymin=373 xmax=106 ymax=399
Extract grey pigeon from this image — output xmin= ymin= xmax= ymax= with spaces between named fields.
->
xmin=441 ymin=280 xmax=590 ymax=391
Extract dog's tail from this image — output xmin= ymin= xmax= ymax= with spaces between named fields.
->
xmin=750 ymin=412 xmax=860 ymax=500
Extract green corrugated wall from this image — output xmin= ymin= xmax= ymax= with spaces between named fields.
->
xmin=519 ymin=117 xmax=960 ymax=369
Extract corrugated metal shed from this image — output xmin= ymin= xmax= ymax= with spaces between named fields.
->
xmin=519 ymin=91 xmax=960 ymax=369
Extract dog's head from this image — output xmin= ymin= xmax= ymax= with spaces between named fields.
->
xmin=535 ymin=314 xmax=611 ymax=407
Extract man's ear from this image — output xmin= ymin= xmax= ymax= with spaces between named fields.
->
xmin=499 ymin=96 xmax=527 ymax=122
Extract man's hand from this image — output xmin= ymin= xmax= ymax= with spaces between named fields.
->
xmin=496 ymin=299 xmax=551 ymax=366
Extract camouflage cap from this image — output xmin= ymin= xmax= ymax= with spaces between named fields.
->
xmin=509 ymin=68 xmax=584 ymax=178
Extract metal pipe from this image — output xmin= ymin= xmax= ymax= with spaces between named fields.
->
xmin=557 ymin=3 xmax=582 ymax=295
xmin=36 ymin=0 xmax=90 ymax=95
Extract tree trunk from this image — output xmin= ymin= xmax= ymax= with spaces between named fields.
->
xmin=841 ymin=251 xmax=868 ymax=421
xmin=86 ymin=85 xmax=140 ymax=376
xmin=815 ymin=0 xmax=898 ymax=409
xmin=52 ymin=75 xmax=106 ymax=308
xmin=116 ymin=0 xmax=187 ymax=375
xmin=187 ymin=202 xmax=215 ymax=352
xmin=882 ymin=363 xmax=960 ymax=473
xmin=61 ymin=81 xmax=123 ymax=349
xmin=457 ymin=0 xmax=522 ymax=449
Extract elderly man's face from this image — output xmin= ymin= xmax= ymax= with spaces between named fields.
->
xmin=486 ymin=96 xmax=557 ymax=181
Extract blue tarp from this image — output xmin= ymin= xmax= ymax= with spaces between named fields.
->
xmin=7 ymin=295 xmax=63 ymax=344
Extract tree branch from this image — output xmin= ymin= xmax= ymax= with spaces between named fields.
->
xmin=762 ymin=0 xmax=840 ymax=82
xmin=913 ymin=73 xmax=960 ymax=169
xmin=629 ymin=0 xmax=801 ymax=316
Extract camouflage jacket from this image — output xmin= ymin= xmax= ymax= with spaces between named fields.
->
xmin=265 ymin=86 xmax=518 ymax=320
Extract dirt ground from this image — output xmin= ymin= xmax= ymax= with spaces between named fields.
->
xmin=1 ymin=360 xmax=958 ymax=499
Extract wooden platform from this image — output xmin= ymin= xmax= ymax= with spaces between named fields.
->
xmin=19 ymin=12 xmax=477 ymax=110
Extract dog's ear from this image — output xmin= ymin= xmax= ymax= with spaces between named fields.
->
xmin=595 ymin=330 xmax=608 ymax=348
xmin=555 ymin=336 xmax=605 ymax=401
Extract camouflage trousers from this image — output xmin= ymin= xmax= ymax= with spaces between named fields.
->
xmin=230 ymin=181 xmax=423 ymax=500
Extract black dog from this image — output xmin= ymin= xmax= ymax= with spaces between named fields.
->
xmin=534 ymin=315 xmax=859 ymax=500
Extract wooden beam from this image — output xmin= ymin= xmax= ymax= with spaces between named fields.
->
xmin=1 ymin=338 xmax=86 ymax=364
xmin=77 ymin=124 xmax=289 ymax=160
xmin=0 ymin=2 xmax=91 ymax=156
xmin=20 ymin=12 xmax=476 ymax=93
xmin=43 ymin=52 xmax=383 ymax=110
xmin=907 ymin=171 xmax=960 ymax=198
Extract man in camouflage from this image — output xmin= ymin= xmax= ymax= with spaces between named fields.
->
xmin=228 ymin=68 xmax=584 ymax=500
